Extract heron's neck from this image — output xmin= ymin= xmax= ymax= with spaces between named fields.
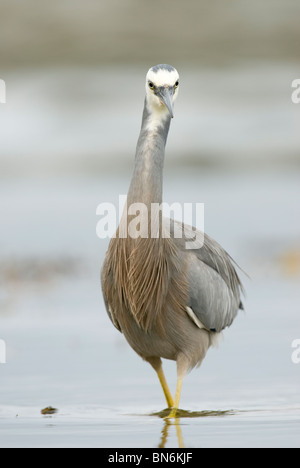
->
xmin=127 ymin=99 xmax=171 ymax=208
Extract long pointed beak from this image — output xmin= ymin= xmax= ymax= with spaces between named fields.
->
xmin=159 ymin=87 xmax=174 ymax=118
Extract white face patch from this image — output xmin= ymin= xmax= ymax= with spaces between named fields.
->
xmin=145 ymin=65 xmax=180 ymax=128
xmin=146 ymin=67 xmax=179 ymax=88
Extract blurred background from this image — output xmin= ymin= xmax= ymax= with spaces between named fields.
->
xmin=1 ymin=0 xmax=300 ymax=174
xmin=0 ymin=0 xmax=300 ymax=448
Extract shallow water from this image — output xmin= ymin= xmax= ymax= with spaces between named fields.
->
xmin=0 ymin=169 xmax=299 ymax=448
xmin=1 ymin=405 xmax=300 ymax=448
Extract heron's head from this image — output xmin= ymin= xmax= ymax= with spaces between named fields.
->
xmin=145 ymin=64 xmax=179 ymax=119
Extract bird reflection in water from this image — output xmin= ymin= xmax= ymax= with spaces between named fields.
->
xmin=159 ymin=418 xmax=184 ymax=448
xmin=153 ymin=409 xmax=235 ymax=448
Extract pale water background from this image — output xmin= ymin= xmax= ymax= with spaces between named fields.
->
xmin=0 ymin=148 xmax=299 ymax=447
xmin=1 ymin=0 xmax=300 ymax=448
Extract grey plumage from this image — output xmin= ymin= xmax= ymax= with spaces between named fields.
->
xmin=151 ymin=64 xmax=176 ymax=73
xmin=101 ymin=64 xmax=244 ymax=413
xmin=171 ymin=220 xmax=244 ymax=332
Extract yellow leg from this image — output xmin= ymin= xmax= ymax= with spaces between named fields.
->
xmin=159 ymin=418 xmax=185 ymax=448
xmin=156 ymin=367 xmax=174 ymax=408
xmin=159 ymin=419 xmax=171 ymax=448
xmin=168 ymin=377 xmax=183 ymax=418
xmin=175 ymin=418 xmax=185 ymax=448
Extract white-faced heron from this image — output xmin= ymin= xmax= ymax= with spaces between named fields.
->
xmin=101 ymin=64 xmax=244 ymax=417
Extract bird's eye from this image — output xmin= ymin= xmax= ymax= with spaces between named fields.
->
xmin=174 ymin=81 xmax=179 ymax=88
xmin=148 ymin=82 xmax=154 ymax=90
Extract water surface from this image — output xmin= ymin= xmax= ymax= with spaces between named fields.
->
xmin=0 ymin=170 xmax=299 ymax=447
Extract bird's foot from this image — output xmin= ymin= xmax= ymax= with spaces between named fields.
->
xmin=167 ymin=407 xmax=178 ymax=419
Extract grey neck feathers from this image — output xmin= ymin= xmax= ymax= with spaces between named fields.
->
xmin=127 ymin=98 xmax=171 ymax=207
